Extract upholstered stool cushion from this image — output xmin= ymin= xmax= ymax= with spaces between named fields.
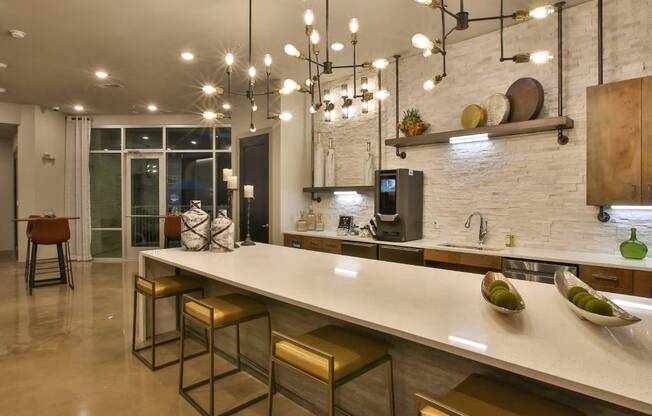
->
xmin=137 ymin=275 xmax=202 ymax=298
xmin=422 ymin=374 xmax=584 ymax=416
xmin=274 ymin=325 xmax=388 ymax=382
xmin=184 ymin=294 xmax=267 ymax=327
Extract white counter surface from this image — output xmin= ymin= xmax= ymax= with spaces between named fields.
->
xmin=142 ymin=245 xmax=652 ymax=413
xmin=286 ymin=230 xmax=652 ymax=272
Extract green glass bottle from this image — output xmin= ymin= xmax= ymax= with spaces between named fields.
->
xmin=620 ymin=228 xmax=648 ymax=260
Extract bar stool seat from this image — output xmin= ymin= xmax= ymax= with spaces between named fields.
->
xmin=184 ymin=293 xmax=268 ymax=326
xmin=275 ymin=325 xmax=388 ymax=382
xmin=137 ymin=275 xmax=202 ymax=298
xmin=417 ymin=374 xmax=584 ymax=416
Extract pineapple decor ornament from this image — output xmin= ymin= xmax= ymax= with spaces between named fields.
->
xmin=398 ymin=108 xmax=430 ymax=137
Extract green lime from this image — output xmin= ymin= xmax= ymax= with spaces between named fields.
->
xmin=572 ymin=291 xmax=592 ymax=306
xmin=584 ymin=299 xmax=614 ymax=316
xmin=566 ymin=286 xmax=588 ymax=301
xmin=489 ymin=280 xmax=509 ymax=292
xmin=492 ymin=291 xmax=518 ymax=310
xmin=490 ymin=286 xmax=509 ymax=296
xmin=576 ymin=294 xmax=596 ymax=309
xmin=491 ymin=288 xmax=510 ymax=303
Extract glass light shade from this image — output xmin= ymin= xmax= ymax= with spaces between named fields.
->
xmin=310 ymin=29 xmax=320 ymax=45
xmin=248 ymin=66 xmax=257 ymax=78
xmin=324 ymin=89 xmax=332 ymax=102
xmin=530 ymin=51 xmax=553 ymax=64
xmin=264 ymin=53 xmax=272 ymax=67
xmin=340 ymin=84 xmax=348 ymax=97
xmin=361 ymin=101 xmax=369 ymax=114
xmin=361 ymin=76 xmax=369 ymax=91
xmin=279 ymin=112 xmax=293 ymax=121
xmin=249 ymin=123 xmax=257 ymax=132
xmin=303 ymin=9 xmax=315 ymax=26
xmin=225 ymin=52 xmax=234 ymax=66
xmin=324 ymin=111 xmax=332 ymax=122
xmin=251 ymin=102 xmax=258 ymax=112
xmin=203 ymin=111 xmax=217 ymax=120
xmin=202 ymin=84 xmax=217 ymax=95
xmin=284 ymin=44 xmax=301 ymax=57
xmin=411 ymin=33 xmax=431 ymax=50
xmin=529 ymin=5 xmax=555 ymax=19
xmin=423 ymin=49 xmax=433 ymax=57
xmin=374 ymin=89 xmax=389 ymax=100
xmin=372 ymin=58 xmax=389 ymax=70
xmin=349 ymin=18 xmax=359 ymax=34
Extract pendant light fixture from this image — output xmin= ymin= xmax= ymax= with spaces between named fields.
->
xmin=412 ymin=0 xmax=557 ymax=91
xmin=203 ymin=0 xmax=291 ymax=129
xmin=283 ymin=0 xmax=390 ymax=121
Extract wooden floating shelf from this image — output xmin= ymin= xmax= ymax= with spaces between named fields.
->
xmin=385 ymin=116 xmax=574 ymax=148
xmin=303 ymin=186 xmax=375 ymax=193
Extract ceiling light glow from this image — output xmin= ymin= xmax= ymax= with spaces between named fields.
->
xmin=203 ymin=111 xmax=217 ymax=120
xmin=202 ymin=84 xmax=218 ymax=95
xmin=225 ymin=52 xmax=235 ymax=66
xmin=331 ymin=42 xmax=344 ymax=51
xmin=372 ymin=58 xmax=389 ymax=70
xmin=73 ymin=105 xmax=84 ymax=112
xmin=147 ymin=104 xmax=157 ymax=112
xmin=181 ymin=52 xmax=195 ymax=61
xmin=95 ymin=71 xmax=109 ymax=80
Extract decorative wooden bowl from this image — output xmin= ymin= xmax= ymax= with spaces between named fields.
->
xmin=398 ymin=121 xmax=430 ymax=137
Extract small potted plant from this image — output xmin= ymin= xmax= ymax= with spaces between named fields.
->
xmin=398 ymin=108 xmax=430 ymax=137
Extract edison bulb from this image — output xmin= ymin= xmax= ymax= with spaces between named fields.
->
xmin=310 ymin=29 xmax=320 ymax=45
xmin=372 ymin=58 xmax=389 ymax=70
xmin=279 ymin=112 xmax=293 ymax=121
xmin=284 ymin=44 xmax=301 ymax=58
xmin=349 ymin=18 xmax=359 ymax=34
xmin=529 ymin=5 xmax=555 ymax=19
xmin=411 ymin=33 xmax=432 ymax=50
xmin=248 ymin=66 xmax=257 ymax=78
xmin=264 ymin=54 xmax=272 ymax=67
xmin=225 ymin=53 xmax=234 ymax=66
xmin=374 ymin=89 xmax=389 ymax=100
xmin=331 ymin=42 xmax=344 ymax=51
xmin=202 ymin=84 xmax=217 ymax=95
xmin=530 ymin=51 xmax=553 ymax=64
xmin=303 ymin=9 xmax=315 ymax=26
xmin=222 ymin=102 xmax=231 ymax=110
xmin=423 ymin=79 xmax=435 ymax=91
xmin=203 ymin=111 xmax=217 ymax=120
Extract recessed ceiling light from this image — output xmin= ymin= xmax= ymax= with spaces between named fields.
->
xmin=142 ymin=136 xmax=149 ymax=140
xmin=74 ymin=105 xmax=84 ymax=112
xmin=222 ymin=102 xmax=231 ymax=110
xmin=331 ymin=42 xmax=344 ymax=51
xmin=191 ymin=140 xmax=198 ymax=145
xmin=202 ymin=85 xmax=217 ymax=95
xmin=0 ymin=88 xmax=6 ymax=93
xmin=181 ymin=52 xmax=195 ymax=61
xmin=0 ymin=63 xmax=7 ymax=70
xmin=95 ymin=70 xmax=109 ymax=79
xmin=8 ymin=29 xmax=27 ymax=39
xmin=147 ymin=104 xmax=158 ymax=112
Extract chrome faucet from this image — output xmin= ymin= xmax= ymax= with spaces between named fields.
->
xmin=465 ymin=211 xmax=488 ymax=246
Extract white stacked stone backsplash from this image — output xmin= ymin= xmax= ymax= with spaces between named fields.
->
xmin=306 ymin=0 xmax=652 ymax=255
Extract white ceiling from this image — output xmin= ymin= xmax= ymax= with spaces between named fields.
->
xmin=0 ymin=0 xmax=589 ymax=115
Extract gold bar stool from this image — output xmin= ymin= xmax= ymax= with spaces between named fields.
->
xmin=414 ymin=374 xmax=585 ymax=416
xmin=268 ymin=325 xmax=395 ymax=416
xmin=131 ymin=274 xmax=205 ymax=370
xmin=27 ymin=217 xmax=74 ymax=295
xmin=179 ymin=293 xmax=271 ymax=416
xmin=164 ymin=214 xmax=182 ymax=248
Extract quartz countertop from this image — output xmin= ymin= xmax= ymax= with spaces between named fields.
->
xmin=285 ymin=230 xmax=652 ymax=272
xmin=141 ymin=245 xmax=652 ymax=413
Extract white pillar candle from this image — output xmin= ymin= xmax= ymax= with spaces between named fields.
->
xmin=222 ymin=168 xmax=233 ymax=180
xmin=244 ymin=185 xmax=254 ymax=198
xmin=227 ymin=176 xmax=238 ymax=190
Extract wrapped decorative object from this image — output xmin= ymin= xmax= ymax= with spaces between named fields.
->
xmin=211 ymin=210 xmax=234 ymax=252
xmin=181 ymin=200 xmax=210 ymax=251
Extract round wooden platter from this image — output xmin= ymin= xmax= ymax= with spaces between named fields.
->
xmin=506 ymin=78 xmax=544 ymax=122
xmin=461 ymin=104 xmax=487 ymax=129
xmin=482 ymin=93 xmax=511 ymax=126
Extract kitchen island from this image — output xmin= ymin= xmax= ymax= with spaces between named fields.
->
xmin=139 ymin=244 xmax=652 ymax=415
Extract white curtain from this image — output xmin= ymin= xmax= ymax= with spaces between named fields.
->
xmin=64 ymin=116 xmax=92 ymax=261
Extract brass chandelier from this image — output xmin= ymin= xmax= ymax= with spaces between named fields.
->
xmin=282 ymin=0 xmax=391 ymax=121
xmin=411 ymin=0 xmax=559 ymax=91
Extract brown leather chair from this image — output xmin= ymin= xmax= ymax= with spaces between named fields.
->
xmin=164 ymin=214 xmax=181 ymax=248
xmin=24 ymin=215 xmax=41 ymax=283
xmin=27 ymin=218 xmax=74 ymax=295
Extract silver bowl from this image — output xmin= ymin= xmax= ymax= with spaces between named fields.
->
xmin=481 ymin=272 xmax=526 ymax=314
xmin=554 ymin=271 xmax=641 ymax=327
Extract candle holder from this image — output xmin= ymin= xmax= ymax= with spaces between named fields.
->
xmin=226 ymin=189 xmax=240 ymax=248
xmin=241 ymin=197 xmax=256 ymax=246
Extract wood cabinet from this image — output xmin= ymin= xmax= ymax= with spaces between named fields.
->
xmin=283 ymin=234 xmax=341 ymax=255
xmin=579 ymin=265 xmax=633 ymax=295
xmin=643 ymin=77 xmax=652 ymax=204
xmin=634 ymin=270 xmax=652 ymax=298
xmin=424 ymin=249 xmax=502 ymax=272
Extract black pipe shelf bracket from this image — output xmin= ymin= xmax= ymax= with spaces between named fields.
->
xmin=555 ymin=2 xmax=569 ymax=145
xmin=394 ymin=55 xmax=406 ymax=159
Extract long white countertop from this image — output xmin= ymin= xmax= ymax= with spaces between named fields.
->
xmin=285 ymin=230 xmax=652 ymax=272
xmin=141 ymin=245 xmax=652 ymax=413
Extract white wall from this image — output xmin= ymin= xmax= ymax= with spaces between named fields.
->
xmin=0 ymin=134 xmax=15 ymax=251
xmin=302 ymin=0 xmax=652 ymax=255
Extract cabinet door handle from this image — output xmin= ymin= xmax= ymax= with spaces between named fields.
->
xmin=591 ymin=273 xmax=618 ymax=282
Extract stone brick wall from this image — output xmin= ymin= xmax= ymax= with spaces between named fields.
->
xmin=305 ymin=0 xmax=652 ymax=254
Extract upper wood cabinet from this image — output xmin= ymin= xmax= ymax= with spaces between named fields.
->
xmin=587 ymin=77 xmax=645 ymax=206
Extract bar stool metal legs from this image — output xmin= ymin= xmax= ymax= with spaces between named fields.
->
xmin=131 ymin=275 xmax=205 ymax=371
xmin=179 ymin=294 xmax=271 ymax=416
xmin=27 ymin=241 xmax=74 ymax=295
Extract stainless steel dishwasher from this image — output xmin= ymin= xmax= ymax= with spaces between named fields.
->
xmin=341 ymin=241 xmax=378 ymax=259
xmin=378 ymin=245 xmax=424 ymax=266
xmin=502 ymin=258 xmax=578 ymax=284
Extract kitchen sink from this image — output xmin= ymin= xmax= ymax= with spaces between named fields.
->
xmin=439 ymin=243 xmax=503 ymax=252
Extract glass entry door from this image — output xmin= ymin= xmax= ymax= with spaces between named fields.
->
xmin=126 ymin=153 xmax=165 ymax=259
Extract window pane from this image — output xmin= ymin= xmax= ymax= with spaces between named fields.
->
xmin=166 ymin=127 xmax=212 ymax=150
xmin=215 ymin=127 xmax=231 ymax=150
xmin=90 ymin=153 xmax=122 ymax=228
xmin=167 ymin=153 xmax=213 ymax=216
xmin=90 ymin=128 xmax=121 ymax=150
xmin=126 ymin=128 xmax=163 ymax=149
xmin=130 ymin=159 xmax=160 ymax=246
xmin=91 ymin=230 xmax=122 ymax=258
xmin=215 ymin=152 xmax=231 ymax=213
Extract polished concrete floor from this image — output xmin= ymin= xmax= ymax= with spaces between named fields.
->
xmin=0 ymin=253 xmax=309 ymax=415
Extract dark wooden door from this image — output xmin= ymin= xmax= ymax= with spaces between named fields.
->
xmin=239 ymin=134 xmax=269 ymax=243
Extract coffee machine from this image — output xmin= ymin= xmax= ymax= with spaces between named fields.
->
xmin=373 ymin=169 xmax=423 ymax=242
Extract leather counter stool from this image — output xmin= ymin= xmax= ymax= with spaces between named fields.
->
xmin=180 ymin=293 xmax=270 ymax=416
xmin=24 ymin=215 xmax=41 ymax=283
xmin=132 ymin=274 xmax=205 ymax=371
xmin=268 ymin=325 xmax=395 ymax=416
xmin=415 ymin=374 xmax=585 ymax=416
xmin=27 ymin=218 xmax=74 ymax=295
xmin=164 ymin=214 xmax=182 ymax=248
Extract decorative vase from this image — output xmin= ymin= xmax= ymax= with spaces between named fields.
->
xmin=325 ymin=138 xmax=336 ymax=186
xmin=210 ymin=210 xmax=234 ymax=252
xmin=181 ymin=200 xmax=211 ymax=251
xmin=314 ymin=134 xmax=325 ymax=187
xmin=620 ymin=228 xmax=648 ymax=260
xmin=363 ymin=141 xmax=375 ymax=186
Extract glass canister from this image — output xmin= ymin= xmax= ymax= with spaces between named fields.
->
xmin=296 ymin=210 xmax=308 ymax=232
xmin=306 ymin=208 xmax=317 ymax=231
xmin=620 ymin=228 xmax=648 ymax=260
xmin=316 ymin=213 xmax=324 ymax=231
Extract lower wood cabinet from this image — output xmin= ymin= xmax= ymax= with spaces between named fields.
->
xmin=634 ymin=271 xmax=652 ymax=298
xmin=283 ymin=234 xmax=341 ymax=255
xmin=579 ymin=265 xmax=634 ymax=295
xmin=424 ymin=249 xmax=502 ymax=274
